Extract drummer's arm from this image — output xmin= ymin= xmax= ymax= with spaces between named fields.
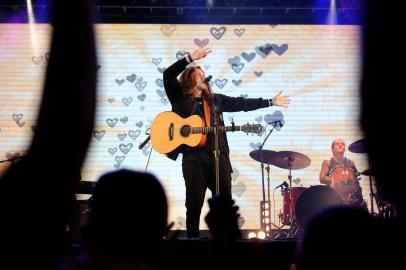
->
xmin=319 ymin=160 xmax=332 ymax=186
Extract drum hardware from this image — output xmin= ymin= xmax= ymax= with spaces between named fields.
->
xmin=360 ymin=168 xmax=377 ymax=215
xmin=250 ymin=149 xmax=312 ymax=239
xmin=249 ymin=121 xmax=283 ymax=237
xmin=348 ymin=138 xmax=378 ymax=214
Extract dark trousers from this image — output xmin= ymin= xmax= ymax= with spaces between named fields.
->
xmin=182 ymin=157 xmax=232 ymax=238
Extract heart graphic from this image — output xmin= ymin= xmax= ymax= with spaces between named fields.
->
xmin=120 ymin=116 xmax=128 ymax=124
xmin=32 ymin=56 xmax=43 ymax=65
xmin=152 ymin=57 xmax=162 ymax=66
xmin=126 ymin=74 xmax=136 ymax=82
xmin=176 ymin=51 xmax=187 ymax=60
xmin=256 ymin=44 xmax=272 ymax=58
xmin=108 ymin=148 xmax=117 ymax=155
xmin=12 ymin=113 xmax=23 ymax=122
xmin=118 ymin=133 xmax=127 ymax=141
xmin=254 ymin=71 xmax=263 ymax=77
xmin=231 ymin=63 xmax=244 ymax=73
xmin=161 ymin=24 xmax=176 ymax=37
xmin=143 ymin=147 xmax=151 ymax=156
xmin=249 ymin=142 xmax=261 ymax=150
xmin=232 ymin=79 xmax=242 ymax=86
xmin=232 ymin=181 xmax=246 ymax=197
xmin=238 ymin=216 xmax=245 ymax=227
xmin=122 ymin=97 xmax=133 ymax=106
xmin=210 ymin=26 xmax=227 ymax=40
xmin=107 ymin=98 xmax=115 ymax=103
xmin=157 ymin=67 xmax=167 ymax=73
xmin=137 ymin=76 xmax=143 ymax=82
xmin=115 ymin=79 xmax=125 ymax=85
xmin=156 ymin=89 xmax=167 ymax=98
xmin=271 ymin=44 xmax=289 ymax=56
xmin=156 ymin=79 xmax=164 ymax=88
xmin=234 ymin=28 xmax=245 ymax=37
xmin=227 ymin=56 xmax=241 ymax=65
xmin=114 ymin=155 xmax=126 ymax=168
xmin=106 ymin=118 xmax=118 ymax=128
xmin=135 ymin=121 xmax=143 ymax=128
xmin=16 ymin=121 xmax=25 ymax=127
xmin=255 ymin=116 xmax=263 ymax=122
xmin=135 ymin=81 xmax=147 ymax=91
xmin=128 ymin=130 xmax=141 ymax=140
xmin=241 ymin=52 xmax=256 ymax=62
xmin=215 ymin=78 xmax=228 ymax=89
xmin=93 ymin=130 xmax=105 ymax=141
xmin=160 ymin=98 xmax=169 ymax=105
xmin=119 ymin=143 xmax=133 ymax=155
xmin=194 ymin=38 xmax=209 ymax=48
xmin=137 ymin=94 xmax=146 ymax=101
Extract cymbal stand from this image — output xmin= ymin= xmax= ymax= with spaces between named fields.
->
xmin=368 ymin=174 xmax=376 ymax=215
xmin=254 ymin=125 xmax=276 ymax=236
xmin=286 ymin=158 xmax=299 ymax=238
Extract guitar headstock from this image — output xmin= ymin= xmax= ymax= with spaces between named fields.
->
xmin=241 ymin=123 xmax=263 ymax=134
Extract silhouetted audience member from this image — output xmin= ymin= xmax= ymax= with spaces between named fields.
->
xmin=65 ymin=170 xmax=168 ymax=270
xmin=295 ymin=1 xmax=404 ymax=270
xmin=295 ymin=206 xmax=381 ymax=270
xmin=0 ymin=1 xmax=96 ymax=269
xmin=204 ymin=195 xmax=241 ymax=270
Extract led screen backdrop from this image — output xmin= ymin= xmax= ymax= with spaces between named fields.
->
xmin=0 ymin=24 xmax=368 ymax=229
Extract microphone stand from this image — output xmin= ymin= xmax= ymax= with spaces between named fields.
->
xmin=207 ymin=83 xmax=221 ymax=196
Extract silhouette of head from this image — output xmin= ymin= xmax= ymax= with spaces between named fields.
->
xmin=82 ymin=169 xmax=167 ymax=261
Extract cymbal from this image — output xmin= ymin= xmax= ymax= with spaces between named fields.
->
xmin=249 ymin=149 xmax=279 ymax=164
xmin=361 ymin=168 xmax=374 ymax=176
xmin=348 ymin=138 xmax=367 ymax=153
xmin=271 ymin=151 xmax=311 ymax=170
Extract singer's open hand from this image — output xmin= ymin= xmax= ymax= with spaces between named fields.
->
xmin=273 ymin=91 xmax=291 ymax=108
xmin=190 ymin=47 xmax=212 ymax=61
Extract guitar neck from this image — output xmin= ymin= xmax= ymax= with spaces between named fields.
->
xmin=192 ymin=126 xmax=241 ymax=134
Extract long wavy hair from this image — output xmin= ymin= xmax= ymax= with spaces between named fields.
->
xmin=179 ymin=66 xmax=202 ymax=98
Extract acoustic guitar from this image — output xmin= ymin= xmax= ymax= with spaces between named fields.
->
xmin=150 ymin=111 xmax=263 ymax=154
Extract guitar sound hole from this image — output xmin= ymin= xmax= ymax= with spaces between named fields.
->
xmin=180 ymin=125 xmax=191 ymax=137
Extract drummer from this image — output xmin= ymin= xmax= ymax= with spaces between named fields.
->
xmin=319 ymin=139 xmax=367 ymax=209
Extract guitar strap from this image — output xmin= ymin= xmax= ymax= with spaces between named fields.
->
xmin=197 ymin=97 xmax=211 ymax=147
xmin=203 ymin=97 xmax=211 ymax=127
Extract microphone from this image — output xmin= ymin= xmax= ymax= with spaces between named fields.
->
xmin=274 ymin=181 xmax=289 ymax=190
xmin=264 ymin=110 xmax=284 ymax=130
xmin=204 ymin=75 xmax=212 ymax=84
xmin=138 ymin=135 xmax=151 ymax=150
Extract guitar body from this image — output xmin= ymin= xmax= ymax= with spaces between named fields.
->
xmin=151 ymin=111 xmax=205 ymax=154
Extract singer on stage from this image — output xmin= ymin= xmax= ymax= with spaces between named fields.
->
xmin=163 ymin=47 xmax=290 ymax=238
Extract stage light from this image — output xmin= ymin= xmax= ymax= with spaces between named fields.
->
xmin=257 ymin=231 xmax=266 ymax=239
xmin=247 ymin=232 xmax=257 ymax=239
xmin=27 ymin=0 xmax=39 ymax=56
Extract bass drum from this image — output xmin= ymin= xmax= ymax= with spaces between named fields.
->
xmin=294 ymin=185 xmax=343 ymax=228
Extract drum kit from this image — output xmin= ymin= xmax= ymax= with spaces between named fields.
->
xmin=248 ymin=138 xmax=394 ymax=239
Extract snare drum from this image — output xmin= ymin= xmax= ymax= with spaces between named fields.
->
xmin=282 ymin=187 xmax=307 ymax=222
